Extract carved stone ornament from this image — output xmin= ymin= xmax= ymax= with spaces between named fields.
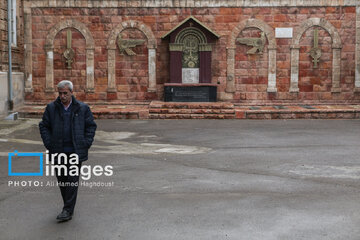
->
xmin=63 ymin=29 xmax=75 ymax=69
xmin=174 ymin=27 xmax=207 ymax=68
xmin=182 ymin=34 xmax=199 ymax=68
xmin=237 ymin=31 xmax=266 ymax=55
xmin=117 ymin=35 xmax=145 ymax=56
xmin=309 ymin=28 xmax=321 ymax=68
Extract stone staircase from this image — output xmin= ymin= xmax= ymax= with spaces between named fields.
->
xmin=149 ymin=101 xmax=235 ymax=119
xmin=16 ymin=101 xmax=360 ymax=120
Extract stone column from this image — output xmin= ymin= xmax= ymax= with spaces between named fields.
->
xmin=24 ymin=9 xmax=33 ymax=92
xmin=148 ymin=48 xmax=156 ymax=92
xmin=107 ymin=48 xmax=116 ymax=92
xmin=226 ymin=47 xmax=235 ymax=93
xmin=290 ymin=46 xmax=300 ymax=92
xmin=267 ymin=47 xmax=277 ymax=92
xmin=45 ymin=45 xmax=54 ymax=92
xmin=331 ymin=47 xmax=341 ymax=93
xmin=355 ymin=4 xmax=360 ymax=91
xmin=86 ymin=48 xmax=95 ymax=92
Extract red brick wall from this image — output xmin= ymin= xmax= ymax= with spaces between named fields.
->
xmin=276 ymin=37 xmax=291 ymax=94
xmin=29 ymin=6 xmax=358 ymax=103
xmin=115 ymin=29 xmax=149 ymax=100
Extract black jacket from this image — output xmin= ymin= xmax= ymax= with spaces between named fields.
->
xmin=39 ymin=96 xmax=97 ymax=162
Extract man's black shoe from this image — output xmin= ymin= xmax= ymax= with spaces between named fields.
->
xmin=56 ymin=210 xmax=72 ymax=222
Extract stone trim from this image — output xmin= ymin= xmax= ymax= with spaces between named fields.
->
xmin=24 ymin=11 xmax=33 ymax=93
xmin=199 ymin=44 xmax=212 ymax=52
xmin=175 ymin=27 xmax=207 ymax=44
xmin=169 ymin=43 xmax=183 ymax=52
xmin=106 ymin=20 xmax=157 ymax=92
xmin=226 ymin=48 xmax=236 ymax=93
xmin=44 ymin=19 xmax=95 ymax=92
xmin=226 ymin=19 xmax=277 ymax=93
xmin=162 ymin=16 xmax=220 ymax=39
xmin=290 ymin=18 xmax=342 ymax=93
xmin=148 ymin=49 xmax=157 ymax=92
xmin=27 ymin=0 xmax=358 ymax=8
xmin=355 ymin=4 xmax=360 ymax=91
xmin=289 ymin=46 xmax=300 ymax=92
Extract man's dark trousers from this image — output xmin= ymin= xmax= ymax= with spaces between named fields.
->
xmin=55 ymin=154 xmax=82 ymax=215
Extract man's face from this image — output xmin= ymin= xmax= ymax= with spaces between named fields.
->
xmin=58 ymin=86 xmax=73 ymax=105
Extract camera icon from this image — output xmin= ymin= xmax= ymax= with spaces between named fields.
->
xmin=8 ymin=150 xmax=43 ymax=176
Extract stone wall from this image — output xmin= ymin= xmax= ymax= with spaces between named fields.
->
xmin=0 ymin=0 xmax=25 ymax=72
xmin=24 ymin=0 xmax=360 ymax=104
xmin=0 ymin=0 xmax=25 ymax=117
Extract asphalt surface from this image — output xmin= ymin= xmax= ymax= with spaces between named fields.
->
xmin=0 ymin=119 xmax=360 ymax=240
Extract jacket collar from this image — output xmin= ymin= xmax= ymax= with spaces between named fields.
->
xmin=55 ymin=96 xmax=80 ymax=110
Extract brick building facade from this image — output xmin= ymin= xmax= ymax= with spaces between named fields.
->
xmin=18 ymin=0 xmax=360 ymax=109
xmin=0 ymin=0 xmax=24 ymax=117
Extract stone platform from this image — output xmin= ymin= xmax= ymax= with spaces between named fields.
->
xmin=17 ymin=101 xmax=150 ymax=119
xmin=16 ymin=101 xmax=360 ymax=120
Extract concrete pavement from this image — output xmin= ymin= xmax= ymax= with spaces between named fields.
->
xmin=0 ymin=119 xmax=360 ymax=240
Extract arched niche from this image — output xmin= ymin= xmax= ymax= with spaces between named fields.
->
xmin=290 ymin=18 xmax=342 ymax=93
xmin=161 ymin=16 xmax=219 ymax=85
xmin=44 ymin=19 xmax=95 ymax=92
xmin=106 ymin=20 xmax=157 ymax=93
xmin=227 ymin=19 xmax=277 ymax=93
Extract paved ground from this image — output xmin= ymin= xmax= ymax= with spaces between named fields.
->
xmin=0 ymin=118 xmax=360 ymax=240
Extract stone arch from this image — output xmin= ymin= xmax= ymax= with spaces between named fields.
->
xmin=175 ymin=27 xmax=207 ymax=44
xmin=226 ymin=19 xmax=277 ymax=93
xmin=44 ymin=19 xmax=95 ymax=92
xmin=106 ymin=20 xmax=157 ymax=93
xmin=290 ymin=18 xmax=342 ymax=93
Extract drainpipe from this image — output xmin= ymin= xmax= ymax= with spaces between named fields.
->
xmin=7 ymin=0 xmax=13 ymax=111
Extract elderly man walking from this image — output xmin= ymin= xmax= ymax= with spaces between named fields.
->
xmin=39 ymin=80 xmax=97 ymax=222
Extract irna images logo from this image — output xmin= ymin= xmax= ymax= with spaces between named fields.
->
xmin=8 ymin=150 xmax=43 ymax=176
xmin=8 ymin=150 xmax=113 ymax=180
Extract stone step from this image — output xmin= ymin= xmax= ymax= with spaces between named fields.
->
xmin=149 ymin=101 xmax=234 ymax=109
xmin=149 ymin=113 xmax=235 ymax=119
xmin=234 ymin=105 xmax=360 ymax=119
xmin=148 ymin=101 xmax=235 ymax=119
xmin=149 ymin=108 xmax=235 ymax=114
xmin=17 ymin=104 xmax=149 ymax=119
xmin=16 ymin=101 xmax=360 ymax=120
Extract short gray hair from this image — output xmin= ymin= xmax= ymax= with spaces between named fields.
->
xmin=57 ymin=80 xmax=73 ymax=91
